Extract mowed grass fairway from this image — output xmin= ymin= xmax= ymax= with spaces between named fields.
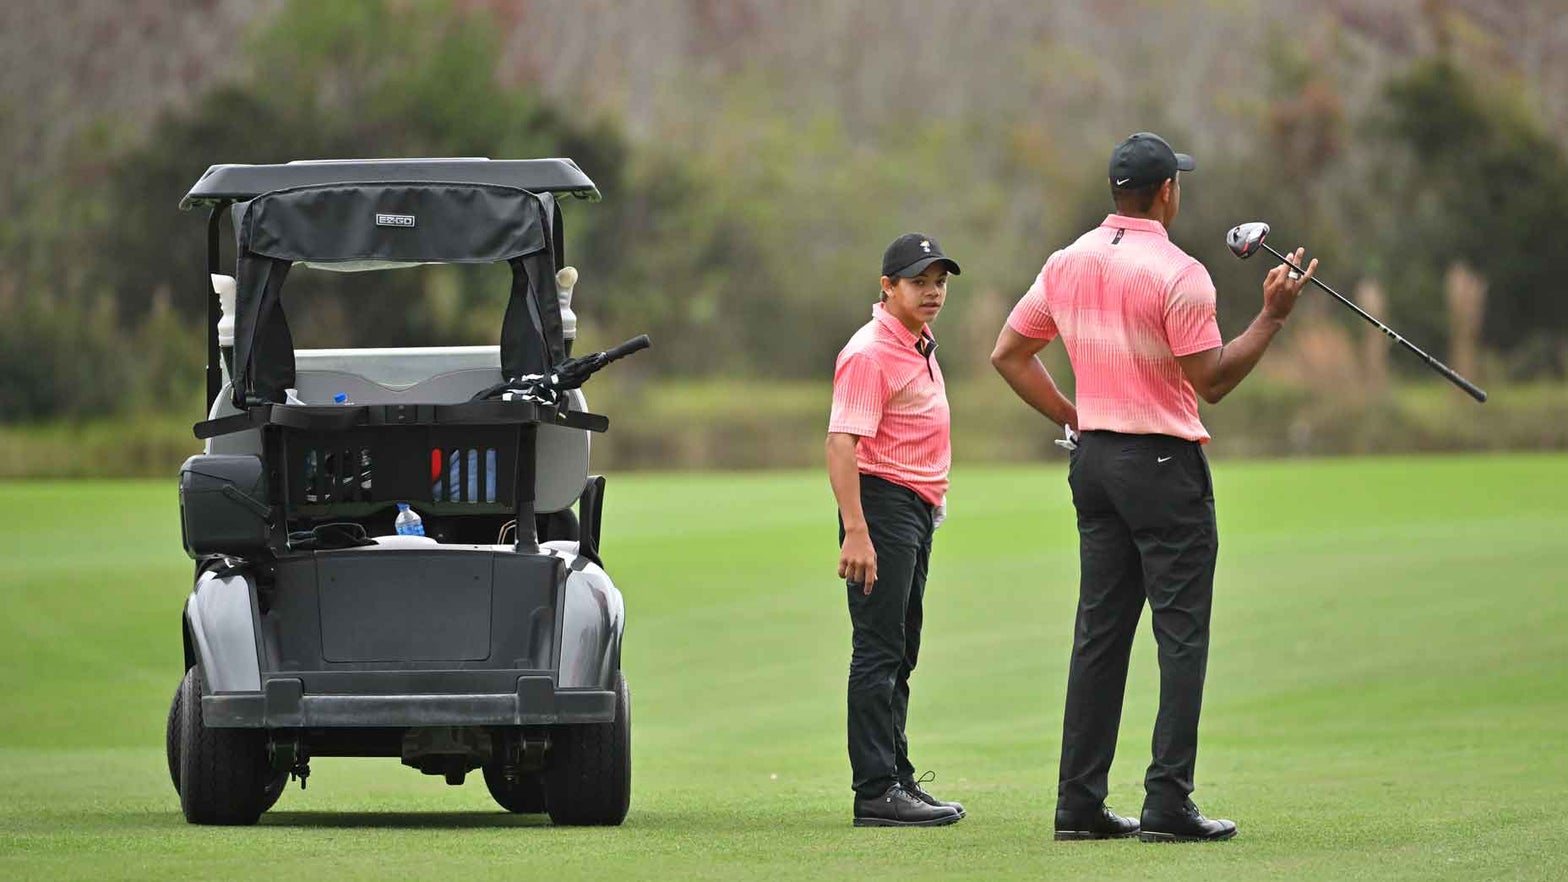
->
xmin=1 ymin=455 xmax=1565 ymax=880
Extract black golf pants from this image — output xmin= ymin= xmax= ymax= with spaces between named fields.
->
xmin=841 ymin=474 xmax=935 ymax=799
xmin=1058 ymin=431 xmax=1218 ymax=813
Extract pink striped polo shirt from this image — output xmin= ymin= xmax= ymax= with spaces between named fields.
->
xmin=1007 ymin=214 xmax=1223 ymax=441
xmin=829 ymin=303 xmax=950 ymax=505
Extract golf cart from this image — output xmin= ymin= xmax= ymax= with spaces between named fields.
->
xmin=167 ymin=159 xmax=646 ymax=826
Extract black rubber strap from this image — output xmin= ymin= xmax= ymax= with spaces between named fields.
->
xmin=556 ymin=410 xmax=609 ymax=433
xmin=193 ymin=410 xmax=263 ymax=440
xmin=219 ymin=484 xmax=273 ymax=521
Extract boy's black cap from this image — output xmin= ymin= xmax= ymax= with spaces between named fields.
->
xmin=882 ymin=233 xmax=962 ymax=279
xmin=1108 ymin=132 xmax=1196 ymax=189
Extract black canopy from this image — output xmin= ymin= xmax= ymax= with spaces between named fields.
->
xmin=230 ymin=181 xmax=566 ymax=407
xmin=181 ymin=158 xmax=599 ymax=209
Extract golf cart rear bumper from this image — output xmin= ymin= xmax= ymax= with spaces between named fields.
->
xmin=202 ymin=676 xmax=615 ymax=728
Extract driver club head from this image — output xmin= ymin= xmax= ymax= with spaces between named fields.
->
xmin=1226 ymin=222 xmax=1270 ymax=260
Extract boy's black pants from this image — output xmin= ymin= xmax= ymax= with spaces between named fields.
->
xmin=841 ymin=474 xmax=935 ymax=798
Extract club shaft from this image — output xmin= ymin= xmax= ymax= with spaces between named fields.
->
xmin=1260 ymin=244 xmax=1487 ymax=402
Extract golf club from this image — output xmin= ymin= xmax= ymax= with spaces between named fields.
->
xmin=1225 ymin=222 xmax=1487 ymax=403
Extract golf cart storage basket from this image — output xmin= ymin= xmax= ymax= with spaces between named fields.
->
xmin=269 ymin=406 xmax=537 ymax=518
xmin=179 ymin=454 xmax=271 ymax=558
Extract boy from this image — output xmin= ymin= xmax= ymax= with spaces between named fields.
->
xmin=827 ymin=233 xmax=965 ymax=827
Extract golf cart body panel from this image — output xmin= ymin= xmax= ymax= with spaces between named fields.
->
xmin=171 ymin=159 xmax=639 ymax=824
xmin=195 ymin=546 xmax=621 ymax=728
xmin=263 ymin=345 xmax=502 ymax=388
xmin=185 ymin=569 xmax=264 ymax=693
xmin=551 ymin=551 xmax=625 ymax=687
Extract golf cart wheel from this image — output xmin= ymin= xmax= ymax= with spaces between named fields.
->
xmin=165 ymin=673 xmax=185 ymax=794
xmin=482 ymin=763 xmax=548 ymax=813
xmin=259 ymin=769 xmax=288 ymax=813
xmin=545 ymin=671 xmax=630 ymax=826
xmin=177 ymin=665 xmax=272 ymax=825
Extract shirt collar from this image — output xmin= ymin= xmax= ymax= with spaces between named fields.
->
xmin=872 ymin=302 xmax=931 ymax=348
xmin=1101 ymin=214 xmax=1170 ymax=239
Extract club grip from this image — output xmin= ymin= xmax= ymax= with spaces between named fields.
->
xmin=603 ymin=334 xmax=651 ymax=364
xmin=1436 ymin=362 xmax=1486 ymax=400
xmin=1430 ymin=357 xmax=1488 ymax=403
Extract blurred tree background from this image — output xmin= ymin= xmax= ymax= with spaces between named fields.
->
xmin=2 ymin=0 xmax=1567 ymax=472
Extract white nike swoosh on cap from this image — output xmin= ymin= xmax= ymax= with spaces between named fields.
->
xmin=1157 ymin=456 xmax=1172 ymax=463
xmin=1115 ymin=178 xmax=1131 ymax=186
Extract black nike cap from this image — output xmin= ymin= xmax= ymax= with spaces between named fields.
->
xmin=882 ymin=233 xmax=962 ymax=279
xmin=1108 ymin=132 xmax=1196 ymax=190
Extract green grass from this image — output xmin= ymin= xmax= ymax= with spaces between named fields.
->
xmin=1 ymin=455 xmax=1566 ymax=880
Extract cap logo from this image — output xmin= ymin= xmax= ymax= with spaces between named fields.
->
xmin=1115 ymin=178 xmax=1131 ymax=186
xmin=920 ymin=239 xmax=931 ymax=252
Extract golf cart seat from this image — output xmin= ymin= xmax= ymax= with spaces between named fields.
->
xmin=205 ymin=346 xmax=591 ymax=515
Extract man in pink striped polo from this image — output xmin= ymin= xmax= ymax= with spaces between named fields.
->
xmin=827 ymin=233 xmax=964 ymax=827
xmin=991 ymin=133 xmax=1316 ymax=843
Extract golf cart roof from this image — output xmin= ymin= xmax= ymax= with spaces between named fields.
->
xmin=181 ymin=158 xmax=599 ymax=209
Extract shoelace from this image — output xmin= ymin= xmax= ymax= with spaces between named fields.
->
xmin=909 ymin=770 xmax=938 ymax=801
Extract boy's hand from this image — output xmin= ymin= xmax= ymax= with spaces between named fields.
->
xmin=839 ymin=527 xmax=877 ymax=595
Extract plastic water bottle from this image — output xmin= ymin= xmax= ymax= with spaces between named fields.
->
xmin=394 ymin=503 xmax=425 ymax=536
xmin=485 ymin=448 xmax=497 ymax=503
xmin=431 ymin=449 xmax=444 ymax=502
xmin=466 ymin=448 xmax=478 ymax=502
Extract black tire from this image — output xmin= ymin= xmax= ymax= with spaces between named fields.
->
xmin=260 ymin=769 xmax=288 ymax=812
xmin=537 ymin=509 xmax=580 ymax=543
xmin=165 ymin=674 xmax=185 ymax=794
xmin=177 ymin=665 xmax=272 ymax=825
xmin=482 ymin=763 xmax=548 ymax=813
xmin=172 ymin=672 xmax=287 ymax=810
xmin=545 ymin=671 xmax=630 ymax=826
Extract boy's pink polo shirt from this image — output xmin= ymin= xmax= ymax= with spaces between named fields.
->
xmin=1007 ymin=215 xmax=1223 ymax=442
xmin=829 ymin=303 xmax=950 ymax=505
